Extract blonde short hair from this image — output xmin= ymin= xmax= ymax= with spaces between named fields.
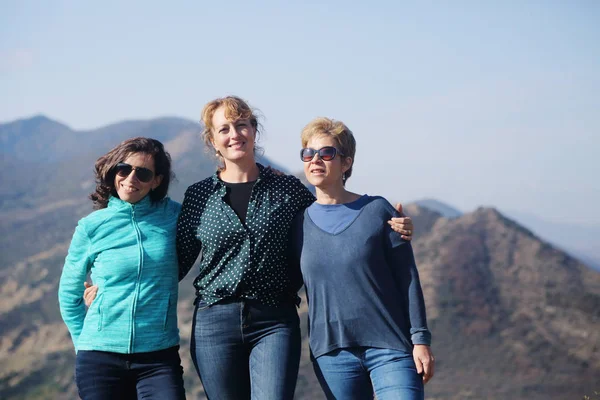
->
xmin=301 ymin=117 xmax=356 ymax=183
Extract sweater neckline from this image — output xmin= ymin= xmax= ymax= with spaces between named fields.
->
xmin=305 ymin=195 xmax=372 ymax=236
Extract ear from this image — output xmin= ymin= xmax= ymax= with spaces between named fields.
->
xmin=341 ymin=156 xmax=353 ymax=174
xmin=153 ymin=174 xmax=163 ymax=190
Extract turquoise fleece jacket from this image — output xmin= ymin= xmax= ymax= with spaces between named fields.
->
xmin=58 ymin=195 xmax=181 ymax=353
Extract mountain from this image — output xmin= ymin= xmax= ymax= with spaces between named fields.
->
xmin=413 ymin=200 xmax=600 ymax=272
xmin=414 ymin=198 xmax=463 ymax=218
xmin=403 ymin=204 xmax=600 ymax=399
xmin=0 ymin=115 xmax=74 ymax=163
xmin=503 ymin=209 xmax=600 ymax=271
xmin=1 ymin=116 xmax=599 ymax=399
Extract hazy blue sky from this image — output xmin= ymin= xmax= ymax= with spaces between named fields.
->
xmin=1 ymin=0 xmax=599 ymax=224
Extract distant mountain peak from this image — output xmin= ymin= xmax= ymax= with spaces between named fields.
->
xmin=413 ymin=198 xmax=463 ymax=218
xmin=24 ymin=114 xmax=51 ymax=123
xmin=1 ymin=114 xmax=72 ymax=131
xmin=457 ymin=206 xmax=541 ymax=244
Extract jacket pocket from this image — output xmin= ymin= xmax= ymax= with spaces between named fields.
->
xmin=163 ymin=294 xmax=171 ymax=330
xmin=97 ymin=294 xmax=104 ymax=331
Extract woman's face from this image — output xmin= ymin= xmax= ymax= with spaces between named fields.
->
xmin=113 ymin=152 xmax=162 ymax=204
xmin=303 ymin=135 xmax=350 ymax=189
xmin=211 ymin=106 xmax=256 ymax=164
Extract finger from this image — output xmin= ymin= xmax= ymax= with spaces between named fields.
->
xmin=388 ymin=220 xmax=409 ymax=230
xmin=85 ymin=290 xmax=97 ymax=306
xmin=390 ymin=217 xmax=413 ymax=228
xmin=390 ymin=219 xmax=413 ymax=230
xmin=413 ymin=355 xmax=424 ymax=375
xmin=394 ymin=203 xmax=404 ymax=216
xmin=422 ymin=357 xmax=435 ymax=384
xmin=391 ymin=226 xmax=412 ymax=238
xmin=423 ymin=368 xmax=431 ymax=384
xmin=421 ymin=358 xmax=430 ymax=383
xmin=84 ymin=287 xmax=97 ymax=301
xmin=84 ymin=282 xmax=91 ymax=289
xmin=389 ymin=223 xmax=412 ymax=236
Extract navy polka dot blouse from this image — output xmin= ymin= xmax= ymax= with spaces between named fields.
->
xmin=176 ymin=164 xmax=315 ymax=307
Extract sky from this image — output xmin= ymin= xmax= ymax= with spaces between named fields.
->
xmin=1 ymin=0 xmax=599 ymax=225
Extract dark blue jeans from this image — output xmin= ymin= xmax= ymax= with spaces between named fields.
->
xmin=191 ymin=298 xmax=301 ymax=400
xmin=313 ymin=347 xmax=424 ymax=400
xmin=75 ymin=345 xmax=186 ymax=400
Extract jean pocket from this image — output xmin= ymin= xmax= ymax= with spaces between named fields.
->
xmin=195 ymin=298 xmax=210 ymax=311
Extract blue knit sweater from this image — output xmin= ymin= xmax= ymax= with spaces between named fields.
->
xmin=292 ymin=196 xmax=431 ymax=358
xmin=58 ymin=195 xmax=181 ymax=353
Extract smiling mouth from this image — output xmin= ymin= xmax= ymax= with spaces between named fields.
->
xmin=121 ymin=185 xmax=139 ymax=193
xmin=310 ymin=169 xmax=325 ymax=174
xmin=229 ymin=142 xmax=246 ymax=149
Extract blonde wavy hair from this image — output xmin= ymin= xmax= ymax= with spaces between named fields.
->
xmin=200 ymin=96 xmax=263 ymax=168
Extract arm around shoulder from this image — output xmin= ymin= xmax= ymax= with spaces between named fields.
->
xmin=286 ymin=174 xmax=315 ymax=210
xmin=176 ymin=186 xmax=203 ymax=281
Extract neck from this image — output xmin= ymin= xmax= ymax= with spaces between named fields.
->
xmin=219 ymin=159 xmax=260 ymax=183
xmin=315 ymin=182 xmax=360 ymax=205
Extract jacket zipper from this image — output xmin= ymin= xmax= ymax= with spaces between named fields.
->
xmin=129 ymin=204 xmax=144 ymax=353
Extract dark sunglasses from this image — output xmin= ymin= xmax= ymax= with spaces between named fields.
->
xmin=114 ymin=163 xmax=155 ymax=183
xmin=300 ymin=146 xmax=343 ymax=162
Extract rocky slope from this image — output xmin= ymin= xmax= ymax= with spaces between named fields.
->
xmin=1 ymin=116 xmax=599 ymax=399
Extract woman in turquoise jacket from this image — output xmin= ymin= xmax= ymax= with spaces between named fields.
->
xmin=58 ymin=137 xmax=185 ymax=400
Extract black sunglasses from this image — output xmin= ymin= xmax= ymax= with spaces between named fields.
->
xmin=114 ymin=163 xmax=155 ymax=183
xmin=300 ymin=146 xmax=343 ymax=162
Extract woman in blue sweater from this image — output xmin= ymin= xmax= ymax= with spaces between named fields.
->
xmin=292 ymin=118 xmax=435 ymax=400
xmin=58 ymin=137 xmax=185 ymax=400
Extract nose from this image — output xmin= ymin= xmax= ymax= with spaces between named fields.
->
xmin=124 ymin=169 xmax=141 ymax=182
xmin=230 ymin=125 xmax=242 ymax=138
xmin=309 ymin=153 xmax=324 ymax=163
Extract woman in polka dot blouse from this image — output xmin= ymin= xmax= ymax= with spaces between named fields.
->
xmin=176 ymin=96 xmax=414 ymax=399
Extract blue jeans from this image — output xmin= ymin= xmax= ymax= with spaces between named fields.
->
xmin=75 ymin=345 xmax=186 ymax=400
xmin=191 ymin=298 xmax=301 ymax=400
xmin=313 ymin=347 xmax=424 ymax=400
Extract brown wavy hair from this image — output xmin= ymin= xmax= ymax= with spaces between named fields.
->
xmin=90 ymin=137 xmax=174 ymax=209
xmin=200 ymin=96 xmax=263 ymax=169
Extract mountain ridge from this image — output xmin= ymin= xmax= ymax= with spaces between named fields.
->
xmin=0 ymin=115 xmax=598 ymax=399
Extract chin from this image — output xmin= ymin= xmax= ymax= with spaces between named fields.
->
xmin=119 ymin=192 xmax=145 ymax=203
xmin=310 ymin=179 xmax=329 ymax=189
xmin=226 ymin=151 xmax=253 ymax=161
